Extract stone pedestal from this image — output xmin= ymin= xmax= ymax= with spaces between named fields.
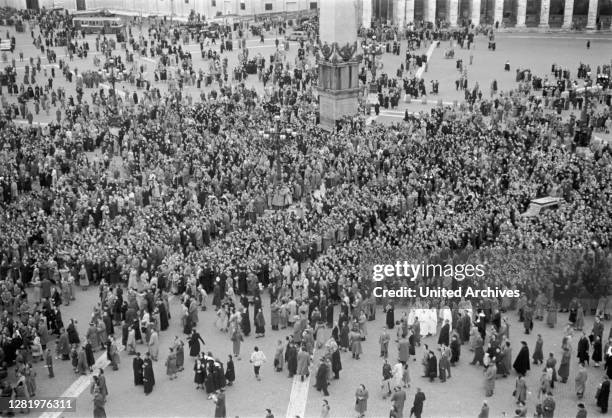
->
xmin=471 ymin=0 xmax=481 ymax=26
xmin=586 ymin=0 xmax=598 ymax=30
xmin=493 ymin=0 xmax=504 ymax=26
xmin=516 ymin=0 xmax=527 ymax=27
xmin=449 ymin=0 xmax=459 ymax=26
xmin=539 ymin=0 xmax=550 ymax=27
xmin=318 ymin=59 xmax=361 ymax=131
xmin=562 ymin=0 xmax=575 ymax=29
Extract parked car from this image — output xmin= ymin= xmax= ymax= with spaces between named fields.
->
xmin=286 ymin=30 xmax=308 ymax=41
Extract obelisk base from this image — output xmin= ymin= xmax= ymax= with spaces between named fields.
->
xmin=319 ymin=88 xmax=361 ymax=131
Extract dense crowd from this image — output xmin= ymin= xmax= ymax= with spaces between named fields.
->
xmin=0 ymin=5 xmax=611 ymax=418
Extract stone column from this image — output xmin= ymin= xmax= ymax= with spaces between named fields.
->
xmin=363 ymin=0 xmax=372 ymax=28
xmin=397 ymin=0 xmax=406 ymax=28
xmin=449 ymin=0 xmax=459 ymax=26
xmin=471 ymin=0 xmax=481 ymax=26
xmin=539 ymin=0 xmax=550 ymax=28
xmin=406 ymin=0 xmax=415 ymax=24
xmin=427 ymin=0 xmax=437 ymax=23
xmin=562 ymin=0 xmax=574 ymax=29
xmin=493 ymin=0 xmax=504 ymax=26
xmin=586 ymin=0 xmax=598 ymax=30
xmin=515 ymin=0 xmax=527 ymax=27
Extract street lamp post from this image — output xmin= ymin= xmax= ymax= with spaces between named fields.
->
xmin=259 ymin=114 xmax=295 ymax=183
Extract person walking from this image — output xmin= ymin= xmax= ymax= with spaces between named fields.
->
xmin=230 ymin=325 xmax=242 ymax=360
xmin=514 ymin=374 xmax=527 ymax=404
xmin=143 ymin=353 xmax=155 ymax=395
xmin=355 ymin=384 xmax=368 ymax=418
xmin=133 ymin=353 xmax=144 ymax=386
xmin=315 ymin=358 xmax=330 ymax=396
xmin=575 ymin=402 xmax=587 ymax=418
xmin=390 ymin=386 xmax=406 ymax=418
xmin=92 ymin=386 xmax=106 ymax=418
xmin=250 ymin=346 xmax=266 ymax=381
xmin=575 ymin=363 xmax=587 ymax=399
xmin=165 ymin=347 xmax=178 ymax=380
xmin=597 ymin=376 xmax=611 ymax=413
xmin=484 ymin=362 xmax=497 ymax=397
xmin=320 ymin=399 xmax=330 ymax=418
xmin=213 ymin=389 xmax=226 ymax=418
xmin=44 ymin=348 xmax=54 ymax=378
xmin=297 ymin=346 xmax=310 ymax=382
xmin=478 ymin=401 xmax=489 ymax=418
xmin=409 ymin=388 xmax=425 ymax=418
xmin=225 ymin=355 xmax=235 ymax=386
xmin=188 ymin=329 xmax=205 ymax=358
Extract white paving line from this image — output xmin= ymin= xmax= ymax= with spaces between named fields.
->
xmin=501 ymin=34 xmax=612 ymax=40
xmin=415 ymin=41 xmax=437 ymax=80
xmin=285 ymin=375 xmax=310 ymax=418
xmin=40 ymin=346 xmax=123 ymax=418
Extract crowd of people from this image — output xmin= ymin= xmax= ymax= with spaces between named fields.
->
xmin=0 ymin=5 xmax=611 ymax=418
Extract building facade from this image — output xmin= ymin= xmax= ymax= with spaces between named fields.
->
xmin=1 ymin=0 xmax=320 ymax=19
xmin=363 ymin=0 xmax=612 ymax=29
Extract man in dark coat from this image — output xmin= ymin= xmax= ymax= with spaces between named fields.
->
xmin=437 ymin=320 xmax=450 ymax=346
xmin=285 ymin=341 xmax=297 ymax=377
xmin=513 ymin=341 xmax=531 ymax=375
xmin=427 ymin=351 xmax=437 ymax=382
xmin=331 ymin=347 xmax=342 ymax=379
xmin=577 ymin=333 xmax=590 ymax=365
xmin=390 ymin=386 xmax=407 ymax=418
xmin=133 ymin=353 xmax=144 ymax=385
xmin=598 ymin=377 xmax=611 ymax=413
xmin=314 ymin=359 xmax=330 ymax=396
xmin=410 ymin=388 xmax=426 ymax=418
xmin=385 ymin=304 xmax=395 ymax=329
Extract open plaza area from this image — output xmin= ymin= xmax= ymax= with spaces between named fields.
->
xmin=0 ymin=1 xmax=612 ymax=418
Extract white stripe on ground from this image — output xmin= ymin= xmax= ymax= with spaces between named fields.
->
xmin=501 ymin=34 xmax=612 ymax=40
xmin=415 ymin=42 xmax=437 ymax=79
xmin=285 ymin=375 xmax=310 ymax=418
xmin=39 ymin=346 xmax=123 ymax=418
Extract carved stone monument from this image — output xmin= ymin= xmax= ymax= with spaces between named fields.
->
xmin=317 ymin=0 xmax=362 ymax=131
